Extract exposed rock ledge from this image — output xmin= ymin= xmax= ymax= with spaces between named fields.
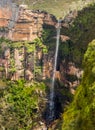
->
xmin=0 ymin=4 xmax=57 ymax=41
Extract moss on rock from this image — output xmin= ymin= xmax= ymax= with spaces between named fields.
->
xmin=62 ymin=40 xmax=95 ymax=130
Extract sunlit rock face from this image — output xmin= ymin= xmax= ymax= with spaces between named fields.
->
xmin=0 ymin=7 xmax=12 ymax=27
xmin=0 ymin=1 xmax=82 ymax=89
xmin=0 ymin=2 xmax=57 ymax=41
xmin=11 ymin=9 xmax=56 ymax=41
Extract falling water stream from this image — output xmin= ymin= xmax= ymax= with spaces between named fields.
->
xmin=48 ymin=19 xmax=61 ymax=122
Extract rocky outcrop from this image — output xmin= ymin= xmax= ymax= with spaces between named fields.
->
xmin=0 ymin=3 xmax=83 ymax=93
xmin=0 ymin=7 xmax=12 ymax=27
xmin=0 ymin=4 xmax=57 ymax=41
xmin=62 ymin=10 xmax=78 ymax=28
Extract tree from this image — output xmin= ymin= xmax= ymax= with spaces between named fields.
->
xmin=62 ymin=40 xmax=95 ymax=130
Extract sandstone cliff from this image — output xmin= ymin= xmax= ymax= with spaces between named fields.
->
xmin=0 ymin=4 xmax=57 ymax=41
xmin=0 ymin=3 xmax=83 ymax=95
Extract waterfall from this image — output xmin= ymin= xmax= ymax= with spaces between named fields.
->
xmin=48 ymin=19 xmax=61 ymax=122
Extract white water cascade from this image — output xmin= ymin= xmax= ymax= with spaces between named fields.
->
xmin=49 ymin=19 xmax=61 ymax=121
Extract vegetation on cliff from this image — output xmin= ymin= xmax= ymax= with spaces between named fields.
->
xmin=61 ymin=3 xmax=95 ymax=67
xmin=1 ymin=1 xmax=95 ymax=129
xmin=0 ymin=37 xmax=48 ymax=80
xmin=0 ymin=80 xmax=47 ymax=130
xmin=62 ymin=40 xmax=95 ymax=130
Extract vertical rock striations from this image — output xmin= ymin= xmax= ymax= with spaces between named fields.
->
xmin=0 ymin=3 xmax=57 ymax=41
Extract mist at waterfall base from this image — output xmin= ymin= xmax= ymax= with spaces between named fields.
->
xmin=44 ymin=20 xmax=62 ymax=125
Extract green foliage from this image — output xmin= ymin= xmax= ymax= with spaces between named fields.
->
xmin=61 ymin=4 xmax=95 ymax=67
xmin=59 ymin=41 xmax=72 ymax=59
xmin=62 ymin=40 xmax=95 ymax=130
xmin=33 ymin=38 xmax=43 ymax=46
xmin=69 ymin=5 xmax=95 ymax=43
xmin=41 ymin=25 xmax=57 ymax=55
xmin=42 ymin=46 xmax=48 ymax=53
xmin=11 ymin=42 xmax=23 ymax=49
xmin=0 ymin=80 xmax=46 ymax=130
xmin=0 ymin=37 xmax=11 ymax=44
xmin=33 ymin=37 xmax=48 ymax=54
xmin=0 ymin=66 xmax=4 ymax=71
xmin=9 ymin=58 xmax=16 ymax=73
xmin=42 ymin=27 xmax=56 ymax=44
xmin=25 ymin=43 xmax=35 ymax=53
xmin=0 ymin=37 xmax=48 ymax=79
xmin=0 ymin=37 xmax=12 ymax=56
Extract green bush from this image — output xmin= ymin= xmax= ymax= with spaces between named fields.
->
xmin=62 ymin=40 xmax=95 ymax=130
xmin=0 ymin=80 xmax=46 ymax=130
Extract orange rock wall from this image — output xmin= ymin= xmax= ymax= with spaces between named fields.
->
xmin=0 ymin=6 xmax=57 ymax=41
xmin=0 ymin=7 xmax=12 ymax=27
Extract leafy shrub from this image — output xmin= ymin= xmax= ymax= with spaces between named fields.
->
xmin=62 ymin=40 xmax=95 ymax=130
xmin=0 ymin=80 xmax=46 ymax=130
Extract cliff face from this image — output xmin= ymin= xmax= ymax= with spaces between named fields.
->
xmin=0 ymin=5 xmax=57 ymax=41
xmin=1 ymin=2 xmax=95 ymax=130
xmin=0 ymin=4 xmax=82 ymax=95
xmin=0 ymin=7 xmax=12 ymax=27
xmin=0 ymin=4 xmax=59 ymax=83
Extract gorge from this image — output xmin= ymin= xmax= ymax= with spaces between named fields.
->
xmin=0 ymin=0 xmax=95 ymax=130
